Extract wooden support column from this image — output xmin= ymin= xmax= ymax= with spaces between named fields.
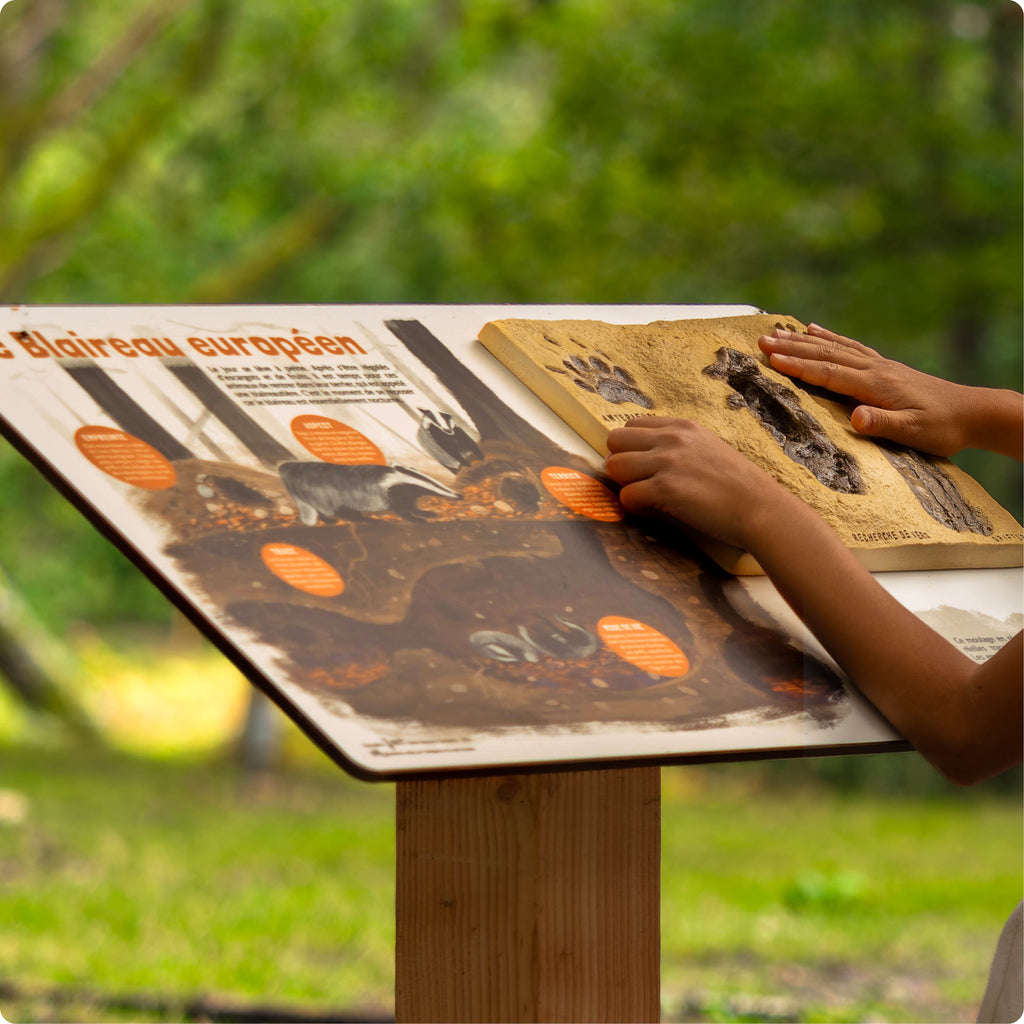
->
xmin=395 ymin=766 xmax=661 ymax=1023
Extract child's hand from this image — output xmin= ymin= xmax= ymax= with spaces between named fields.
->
xmin=605 ymin=416 xmax=799 ymax=551
xmin=758 ymin=324 xmax=972 ymax=456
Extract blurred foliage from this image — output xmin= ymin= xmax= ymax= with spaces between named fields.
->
xmin=749 ymin=748 xmax=1024 ymax=796
xmin=0 ymin=0 xmax=1020 ymax=634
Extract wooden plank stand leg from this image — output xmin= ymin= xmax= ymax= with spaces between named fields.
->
xmin=396 ymin=766 xmax=661 ymax=1023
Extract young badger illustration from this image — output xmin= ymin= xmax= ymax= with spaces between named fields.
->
xmin=279 ymin=461 xmax=460 ymax=524
xmin=416 ymin=409 xmax=483 ymax=472
xmin=470 ymin=615 xmax=599 ymax=664
xmin=518 ymin=615 xmax=598 ymax=659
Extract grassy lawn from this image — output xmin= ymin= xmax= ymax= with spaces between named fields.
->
xmin=0 ymin=748 xmax=397 ymax=1023
xmin=0 ymin=638 xmax=1020 ymax=1023
xmin=659 ymin=768 xmax=1021 ymax=1022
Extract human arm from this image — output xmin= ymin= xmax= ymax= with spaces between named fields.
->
xmin=605 ymin=417 xmax=1023 ymax=784
xmin=758 ymin=323 xmax=1024 ymax=461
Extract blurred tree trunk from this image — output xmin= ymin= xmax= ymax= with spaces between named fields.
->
xmin=238 ymin=689 xmax=283 ymax=773
xmin=0 ymin=565 xmax=103 ymax=741
xmin=0 ymin=0 xmax=233 ymax=299
xmin=989 ymin=2 xmax=1022 ymax=130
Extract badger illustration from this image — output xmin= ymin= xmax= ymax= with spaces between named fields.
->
xmin=416 ymin=409 xmax=483 ymax=472
xmin=279 ymin=461 xmax=460 ymax=525
xmin=469 ymin=630 xmax=541 ymax=664
xmin=469 ymin=615 xmax=598 ymax=664
xmin=518 ymin=615 xmax=598 ymax=659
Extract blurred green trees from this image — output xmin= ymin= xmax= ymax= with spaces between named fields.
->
xmin=0 ymin=0 xmax=1020 ymax=631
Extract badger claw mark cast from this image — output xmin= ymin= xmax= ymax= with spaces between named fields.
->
xmin=880 ymin=447 xmax=992 ymax=535
xmin=704 ymin=347 xmax=865 ymax=494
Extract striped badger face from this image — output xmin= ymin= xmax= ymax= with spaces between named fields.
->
xmin=279 ymin=461 xmax=460 ymax=525
xmin=470 ymin=616 xmax=598 ymax=664
xmin=416 ymin=409 xmax=483 ymax=472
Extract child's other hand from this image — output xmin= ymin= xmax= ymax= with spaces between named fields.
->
xmin=758 ymin=323 xmax=971 ymax=456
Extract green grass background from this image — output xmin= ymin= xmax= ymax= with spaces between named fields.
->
xmin=0 ymin=635 xmax=1020 ymax=1024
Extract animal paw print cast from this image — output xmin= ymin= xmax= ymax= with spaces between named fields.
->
xmin=549 ymin=352 xmax=655 ymax=409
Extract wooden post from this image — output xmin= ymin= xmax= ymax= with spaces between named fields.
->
xmin=395 ymin=766 xmax=661 ymax=1023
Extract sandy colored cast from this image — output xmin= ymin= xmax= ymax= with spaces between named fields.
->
xmin=478 ymin=313 xmax=1023 ymax=574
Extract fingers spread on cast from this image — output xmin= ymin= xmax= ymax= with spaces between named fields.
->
xmin=605 ymin=418 xmax=779 ymax=549
xmin=605 ymin=417 xmax=687 ymax=496
xmin=757 ymin=324 xmax=880 ymax=400
xmin=760 ymin=323 xmax=878 ymax=363
xmin=606 ymin=416 xmax=703 ymax=463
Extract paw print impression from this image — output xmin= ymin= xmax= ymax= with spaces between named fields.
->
xmin=545 ymin=340 xmax=655 ymax=409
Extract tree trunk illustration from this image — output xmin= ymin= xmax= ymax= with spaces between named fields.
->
xmin=162 ymin=358 xmax=296 ymax=469
xmin=384 ymin=319 xmax=569 ymax=457
xmin=61 ymin=359 xmax=194 ymax=461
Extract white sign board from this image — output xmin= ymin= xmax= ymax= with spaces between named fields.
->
xmin=1 ymin=304 xmax=1017 ymax=777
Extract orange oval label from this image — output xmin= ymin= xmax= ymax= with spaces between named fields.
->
xmin=261 ymin=543 xmax=345 ymax=597
xmin=74 ymin=426 xmax=176 ymax=490
xmin=291 ymin=415 xmax=385 ymax=465
xmin=541 ymin=467 xmax=623 ymax=522
xmin=597 ymin=616 xmax=690 ymax=677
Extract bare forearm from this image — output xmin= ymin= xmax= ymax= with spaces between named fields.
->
xmin=960 ymin=386 xmax=1024 ymax=461
xmin=743 ymin=492 xmax=1022 ymax=783
xmin=604 ymin=415 xmax=1022 ymax=783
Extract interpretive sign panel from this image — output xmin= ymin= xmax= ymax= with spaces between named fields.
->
xmin=0 ymin=304 xmax=1018 ymax=777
